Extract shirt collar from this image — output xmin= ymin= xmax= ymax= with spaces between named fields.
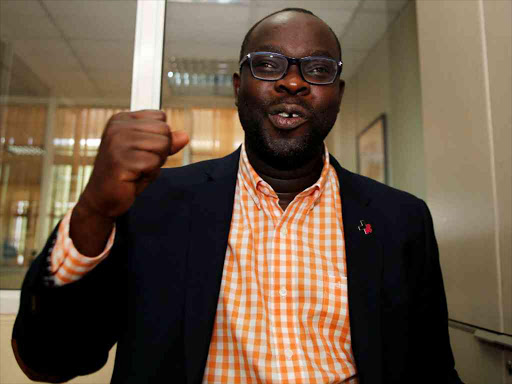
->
xmin=238 ymin=143 xmax=331 ymax=209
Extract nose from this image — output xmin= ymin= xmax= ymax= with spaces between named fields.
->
xmin=274 ymin=64 xmax=310 ymax=95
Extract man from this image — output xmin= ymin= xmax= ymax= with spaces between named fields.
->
xmin=13 ymin=8 xmax=462 ymax=384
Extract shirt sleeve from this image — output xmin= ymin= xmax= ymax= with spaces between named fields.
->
xmin=49 ymin=207 xmax=115 ymax=286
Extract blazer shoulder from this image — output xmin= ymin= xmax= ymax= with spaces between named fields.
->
xmin=152 ymin=149 xmax=240 ymax=190
xmin=342 ymin=169 xmax=432 ymax=240
xmin=121 ymin=149 xmax=240 ymax=236
xmin=330 ymin=157 xmax=429 ymax=238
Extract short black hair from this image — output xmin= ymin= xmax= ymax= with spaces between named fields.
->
xmin=239 ymin=8 xmax=342 ymax=62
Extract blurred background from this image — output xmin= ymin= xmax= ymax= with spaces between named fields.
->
xmin=0 ymin=0 xmax=510 ymax=383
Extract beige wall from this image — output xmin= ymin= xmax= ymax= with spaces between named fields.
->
xmin=482 ymin=0 xmax=512 ymax=338
xmin=416 ymin=0 xmax=511 ymax=382
xmin=1 ymin=314 xmax=115 ymax=384
xmin=417 ymin=0 xmax=511 ymax=334
xmin=327 ymin=1 xmax=426 ymax=199
xmin=449 ymin=325 xmax=508 ymax=384
xmin=328 ymin=0 xmax=511 ymax=382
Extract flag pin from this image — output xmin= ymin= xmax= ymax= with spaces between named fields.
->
xmin=358 ymin=220 xmax=373 ymax=235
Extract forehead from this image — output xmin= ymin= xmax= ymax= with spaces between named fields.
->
xmin=246 ymin=12 xmax=339 ymax=59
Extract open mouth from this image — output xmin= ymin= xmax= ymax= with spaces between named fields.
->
xmin=268 ymin=105 xmax=309 ymax=130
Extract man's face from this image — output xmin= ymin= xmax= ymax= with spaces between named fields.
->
xmin=233 ymin=12 xmax=345 ymax=170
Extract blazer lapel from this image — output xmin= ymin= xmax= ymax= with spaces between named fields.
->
xmin=331 ymin=157 xmax=384 ymax=383
xmin=184 ymin=150 xmax=240 ymax=384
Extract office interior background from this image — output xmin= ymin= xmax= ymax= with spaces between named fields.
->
xmin=0 ymin=0 xmax=510 ymax=382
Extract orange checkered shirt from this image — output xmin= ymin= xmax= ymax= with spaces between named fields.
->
xmin=50 ymin=145 xmax=358 ymax=383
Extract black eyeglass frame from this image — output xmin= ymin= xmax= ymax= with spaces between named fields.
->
xmin=239 ymin=51 xmax=343 ymax=85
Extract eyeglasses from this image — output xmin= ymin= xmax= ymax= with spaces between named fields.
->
xmin=239 ymin=52 xmax=343 ymax=85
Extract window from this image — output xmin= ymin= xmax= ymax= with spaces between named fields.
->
xmin=0 ymin=0 xmax=136 ymax=291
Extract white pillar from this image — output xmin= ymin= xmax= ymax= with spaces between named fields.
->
xmin=131 ymin=0 xmax=166 ymax=111
xmin=35 ymin=98 xmax=56 ymax=250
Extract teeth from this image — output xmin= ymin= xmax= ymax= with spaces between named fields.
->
xmin=277 ymin=112 xmax=300 ymax=118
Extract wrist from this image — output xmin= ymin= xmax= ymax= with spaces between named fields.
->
xmin=73 ymin=195 xmax=115 ymax=228
xmin=70 ymin=196 xmax=115 ymax=257
xmin=76 ymin=189 xmax=115 ymax=220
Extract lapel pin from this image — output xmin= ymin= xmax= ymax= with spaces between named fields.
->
xmin=358 ymin=220 xmax=373 ymax=235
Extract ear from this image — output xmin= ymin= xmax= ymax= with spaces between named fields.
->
xmin=338 ymin=79 xmax=345 ymax=106
xmin=233 ymin=72 xmax=241 ymax=107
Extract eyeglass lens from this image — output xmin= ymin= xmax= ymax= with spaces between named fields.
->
xmin=250 ymin=54 xmax=338 ymax=84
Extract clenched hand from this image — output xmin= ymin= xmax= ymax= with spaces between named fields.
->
xmin=70 ymin=110 xmax=189 ymax=256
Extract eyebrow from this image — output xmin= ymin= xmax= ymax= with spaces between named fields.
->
xmin=251 ymin=44 xmax=285 ymax=55
xmin=308 ymin=50 xmax=336 ymax=59
xmin=250 ymin=45 xmax=336 ymax=59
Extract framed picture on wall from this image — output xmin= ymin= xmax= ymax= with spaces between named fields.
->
xmin=356 ymin=114 xmax=388 ymax=184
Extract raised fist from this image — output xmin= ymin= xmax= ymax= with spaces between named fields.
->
xmin=78 ymin=110 xmax=189 ymax=219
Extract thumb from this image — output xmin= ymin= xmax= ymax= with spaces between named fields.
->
xmin=169 ymin=130 xmax=190 ymax=155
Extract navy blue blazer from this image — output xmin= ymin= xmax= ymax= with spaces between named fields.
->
xmin=13 ymin=149 xmax=462 ymax=383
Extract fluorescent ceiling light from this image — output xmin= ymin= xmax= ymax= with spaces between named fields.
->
xmin=6 ymin=145 xmax=45 ymax=156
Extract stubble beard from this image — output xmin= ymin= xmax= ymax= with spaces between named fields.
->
xmin=238 ymin=98 xmax=336 ymax=171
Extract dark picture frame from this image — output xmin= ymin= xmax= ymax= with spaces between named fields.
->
xmin=356 ymin=114 xmax=388 ymax=184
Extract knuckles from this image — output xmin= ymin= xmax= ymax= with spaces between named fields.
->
xmin=106 ymin=118 xmax=170 ymax=138
xmin=96 ymin=125 xmax=171 ymax=174
xmin=132 ymin=151 xmax=162 ymax=172
xmin=83 ymin=111 xmax=169 ymax=215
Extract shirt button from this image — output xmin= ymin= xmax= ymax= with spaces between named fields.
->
xmin=285 ymin=349 xmax=293 ymax=359
xmin=279 ymin=287 xmax=287 ymax=297
xmin=281 ymin=227 xmax=288 ymax=236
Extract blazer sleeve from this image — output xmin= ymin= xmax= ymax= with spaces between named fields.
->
xmin=12 ymin=224 xmax=122 ymax=382
xmin=410 ymin=200 xmax=464 ymax=384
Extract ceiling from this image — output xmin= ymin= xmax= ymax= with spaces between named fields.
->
xmin=0 ymin=0 xmax=409 ymax=103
